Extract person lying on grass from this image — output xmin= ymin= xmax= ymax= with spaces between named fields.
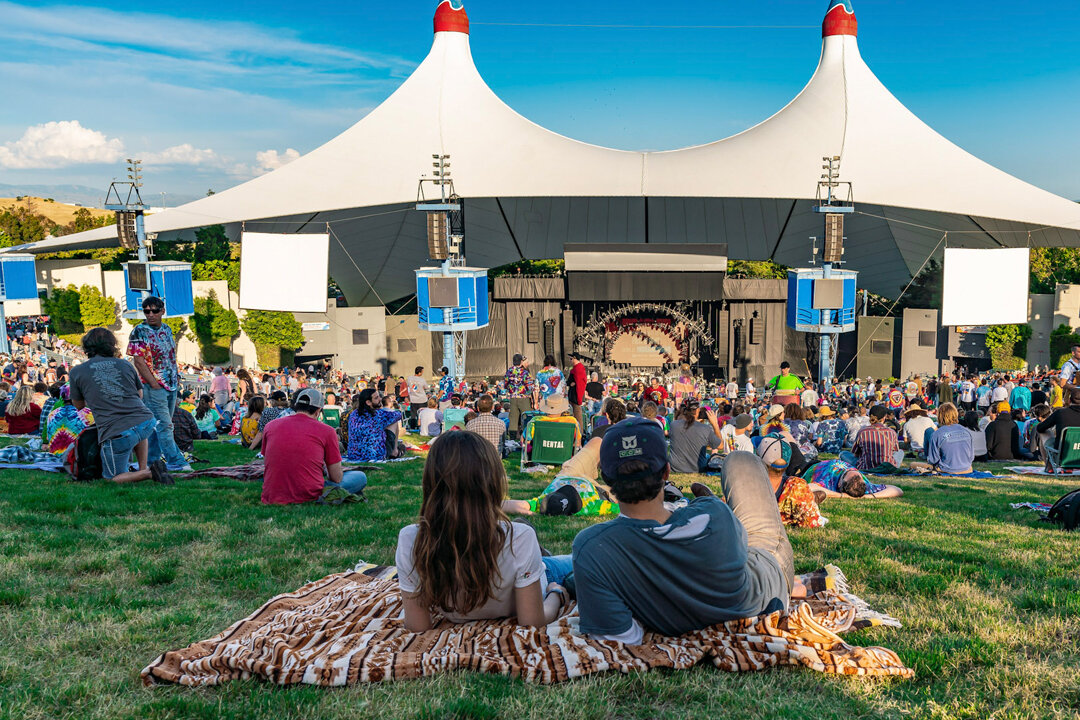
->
xmin=570 ymin=419 xmax=804 ymax=646
xmin=397 ymin=431 xmax=570 ymax=632
xmin=503 ymin=435 xmax=620 ymax=517
xmin=804 ymin=458 xmax=903 ymax=500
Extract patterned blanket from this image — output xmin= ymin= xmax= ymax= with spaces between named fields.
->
xmin=141 ymin=564 xmax=912 ymax=687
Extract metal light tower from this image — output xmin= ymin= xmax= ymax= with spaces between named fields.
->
xmin=415 ymin=155 xmax=486 ymax=383
xmin=810 ymin=155 xmax=855 ymax=390
xmin=105 ymin=158 xmax=151 ymax=310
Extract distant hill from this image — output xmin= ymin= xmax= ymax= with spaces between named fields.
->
xmin=0 ymin=196 xmax=112 ymax=226
xmin=0 ymin=183 xmax=108 ymax=209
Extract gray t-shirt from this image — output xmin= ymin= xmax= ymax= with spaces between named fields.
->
xmin=571 ymin=497 xmax=786 ymax=639
xmin=667 ymin=420 xmax=722 ymax=474
xmin=68 ymin=357 xmax=154 ymax=443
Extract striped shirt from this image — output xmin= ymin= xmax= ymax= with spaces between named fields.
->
xmin=851 ymin=424 xmax=900 ymax=471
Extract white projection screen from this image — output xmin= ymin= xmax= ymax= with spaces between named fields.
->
xmin=239 ymin=232 xmax=330 ymax=313
xmin=940 ymin=247 xmax=1030 ymax=326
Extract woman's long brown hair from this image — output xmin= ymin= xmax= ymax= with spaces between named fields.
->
xmin=412 ymin=431 xmax=509 ymax=615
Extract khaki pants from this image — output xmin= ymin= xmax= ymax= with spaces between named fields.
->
xmin=508 ymin=397 xmax=532 ymax=438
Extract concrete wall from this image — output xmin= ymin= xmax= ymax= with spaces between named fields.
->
xmin=1028 ymin=294 xmax=1054 ymax=368
xmin=37 ymin=258 xmax=103 ymax=295
xmin=385 ymin=315 xmax=434 ymax=381
xmin=294 ymin=301 xmax=387 ymax=374
xmin=855 ymin=316 xmax=895 ymax=380
xmin=1054 ymin=284 xmax=1080 ymax=331
xmin=900 ymin=309 xmax=940 ymax=379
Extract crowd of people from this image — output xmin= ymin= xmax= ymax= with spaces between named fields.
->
xmin=11 ymin=310 xmax=1080 ymax=647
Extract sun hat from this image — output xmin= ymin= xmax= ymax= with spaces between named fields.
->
xmin=817 ymin=405 xmax=835 ymax=417
xmin=764 ymin=404 xmax=785 ymax=422
xmin=540 ymin=394 xmax=570 ymax=415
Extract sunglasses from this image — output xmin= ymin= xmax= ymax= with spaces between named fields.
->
xmin=143 ymin=307 xmax=164 ymax=314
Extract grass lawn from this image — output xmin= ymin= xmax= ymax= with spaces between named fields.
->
xmin=2 ymin=440 xmax=1080 ymax=719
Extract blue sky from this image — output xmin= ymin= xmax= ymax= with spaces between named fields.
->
xmin=1 ymin=0 xmax=1078 ymax=204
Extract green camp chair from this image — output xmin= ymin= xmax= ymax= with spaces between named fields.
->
xmin=1047 ymin=426 xmax=1080 ymax=472
xmin=442 ymin=407 xmax=468 ymax=433
xmin=522 ymin=418 xmax=577 ymax=469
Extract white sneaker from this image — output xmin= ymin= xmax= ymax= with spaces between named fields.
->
xmin=170 ymin=464 xmax=194 ymax=473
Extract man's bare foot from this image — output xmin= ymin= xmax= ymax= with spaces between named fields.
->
xmin=792 ymin=578 xmax=808 ymax=599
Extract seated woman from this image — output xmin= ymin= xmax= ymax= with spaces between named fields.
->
xmin=240 ymin=395 xmax=265 ymax=448
xmin=5 ymin=385 xmax=41 ymax=435
xmin=924 ymin=402 xmax=975 ymax=475
xmin=805 ymin=458 xmax=903 ymax=499
xmin=785 ymin=403 xmax=819 ymax=464
xmin=666 ymin=402 xmax=722 ymax=474
xmin=961 ymin=410 xmax=989 ymax=462
xmin=396 ymin=431 xmax=569 ymax=631
xmin=346 ymin=388 xmax=403 ymax=462
xmin=193 ymin=394 xmax=224 ymax=439
xmin=590 ymin=397 xmax=627 ymax=440
xmin=416 ymin=398 xmax=443 ymax=437
xmin=44 ymin=385 xmax=94 ymax=455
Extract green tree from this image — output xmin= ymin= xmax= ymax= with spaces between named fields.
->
xmin=192 ymin=259 xmax=241 ymax=292
xmin=1029 ymin=248 xmax=1080 ymax=294
xmin=41 ymin=285 xmax=83 ymax=334
xmin=0 ymin=204 xmax=57 ymax=247
xmin=78 ymin=284 xmax=118 ymax=329
xmin=192 ymin=290 xmax=240 ymax=364
xmin=241 ymin=310 xmax=304 ymax=370
xmin=985 ymin=324 xmax=1033 ymax=371
xmin=726 ymin=259 xmax=789 ymax=279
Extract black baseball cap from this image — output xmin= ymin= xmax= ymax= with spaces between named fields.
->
xmin=599 ymin=418 xmax=668 ymax=482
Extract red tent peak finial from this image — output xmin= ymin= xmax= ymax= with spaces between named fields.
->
xmin=822 ymin=0 xmax=857 ymax=38
xmin=435 ymin=1 xmax=469 ymax=35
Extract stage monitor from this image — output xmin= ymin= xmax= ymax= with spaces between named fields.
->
xmin=940 ymin=248 xmax=1029 ymax=326
xmin=239 ymin=232 xmax=329 ymax=313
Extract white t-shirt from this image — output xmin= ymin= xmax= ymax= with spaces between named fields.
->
xmin=1061 ymin=359 xmax=1080 ymax=383
xmin=407 ymin=375 xmax=430 ymax=404
xmin=991 ymin=386 xmax=1009 ymax=403
xmin=395 ymin=521 xmax=546 ymax=623
xmin=720 ymin=425 xmax=754 ymax=454
xmin=801 ymin=389 xmax=819 ymax=407
xmin=725 ymin=382 xmax=739 ymax=399
xmin=959 ymin=381 xmax=976 ymax=403
xmin=417 ymin=407 xmax=443 ymax=436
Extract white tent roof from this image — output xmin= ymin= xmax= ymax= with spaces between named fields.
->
xmin=18 ymin=0 xmax=1080 ymax=301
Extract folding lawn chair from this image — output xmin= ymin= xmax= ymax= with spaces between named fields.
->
xmin=521 ymin=416 xmax=578 ymax=470
xmin=1044 ymin=426 xmax=1080 ymax=473
xmin=442 ymin=407 xmax=468 ymax=433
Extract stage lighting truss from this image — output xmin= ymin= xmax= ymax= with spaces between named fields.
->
xmin=575 ymin=302 xmax=715 ymax=368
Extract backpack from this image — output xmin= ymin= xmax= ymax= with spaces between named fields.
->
xmin=1048 ymin=489 xmax=1080 ymax=531
xmin=66 ymin=426 xmax=102 ymax=482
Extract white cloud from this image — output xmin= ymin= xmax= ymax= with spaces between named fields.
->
xmin=255 ymin=148 xmax=301 ymax=174
xmin=0 ymin=120 xmax=124 ymax=169
xmin=143 ymin=144 xmax=218 ymax=166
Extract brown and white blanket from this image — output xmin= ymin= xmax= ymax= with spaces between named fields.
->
xmin=141 ymin=564 xmax=913 ymax=687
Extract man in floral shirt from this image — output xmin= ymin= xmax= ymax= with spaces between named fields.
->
xmin=504 ymin=353 xmax=535 ymax=442
xmin=127 ymin=296 xmax=191 ymax=472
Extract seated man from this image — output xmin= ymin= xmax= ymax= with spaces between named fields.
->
xmin=465 ymin=394 xmax=506 ymax=456
xmin=571 ymin=418 xmax=799 ymax=645
xmin=261 ymin=388 xmax=367 ymax=505
xmin=844 ymin=405 xmax=903 ymax=471
xmin=805 ymin=458 xmax=903 ymax=499
xmin=417 ymin=398 xmax=443 ymax=437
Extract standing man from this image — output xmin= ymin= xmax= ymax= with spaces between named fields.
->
xmin=504 ymin=353 xmax=535 ymax=441
xmin=766 ymin=362 xmax=804 ymax=407
xmin=566 ymin=353 xmax=588 ymax=432
xmin=407 ymin=366 xmax=429 ymax=426
xmin=1009 ymin=379 xmax=1032 ymax=412
xmin=1062 ymin=346 xmax=1080 ymax=385
xmin=725 ymin=377 xmax=740 ymax=403
xmin=127 ymin=296 xmax=191 ymax=473
xmin=585 ymin=371 xmax=606 ymax=417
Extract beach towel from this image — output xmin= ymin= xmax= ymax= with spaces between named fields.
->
xmin=0 ymin=444 xmax=66 ymax=472
xmin=1005 ymin=466 xmax=1080 ymax=477
xmin=1010 ymin=502 xmax=1052 ymax=515
xmin=140 ymin=564 xmax=912 ymax=688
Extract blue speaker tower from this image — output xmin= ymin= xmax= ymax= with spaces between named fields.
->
xmin=0 ymin=254 xmax=39 ymax=355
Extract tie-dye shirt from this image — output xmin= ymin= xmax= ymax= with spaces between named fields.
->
xmin=503 ymin=366 xmax=534 ymax=398
xmin=127 ymin=322 xmax=179 ymax=392
xmin=536 ymin=366 xmax=565 ymax=399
